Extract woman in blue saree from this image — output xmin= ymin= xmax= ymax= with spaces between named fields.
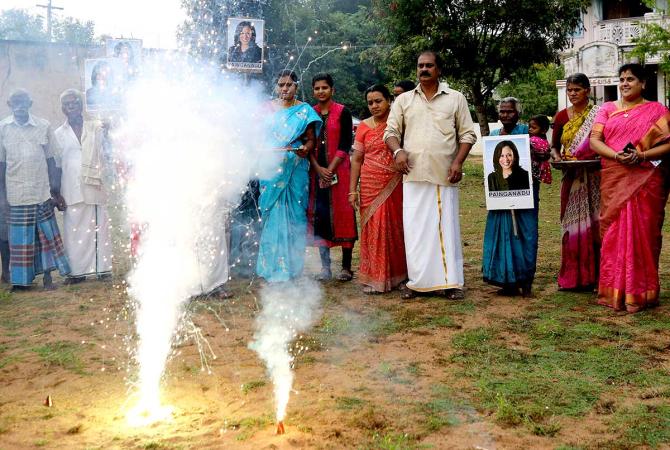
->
xmin=256 ymin=70 xmax=322 ymax=282
xmin=482 ymin=98 xmax=538 ymax=297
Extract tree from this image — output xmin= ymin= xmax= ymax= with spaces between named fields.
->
xmin=496 ymin=63 xmax=564 ymax=121
xmin=178 ymin=0 xmax=385 ymax=115
xmin=51 ymin=17 xmax=95 ymax=45
xmin=0 ymin=8 xmax=95 ymax=45
xmin=372 ymin=0 xmax=588 ymax=135
xmin=0 ymin=9 xmax=47 ymax=41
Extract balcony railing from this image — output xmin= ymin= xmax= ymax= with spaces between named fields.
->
xmin=594 ymin=17 xmax=642 ymax=46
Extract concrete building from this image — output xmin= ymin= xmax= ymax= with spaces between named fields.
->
xmin=558 ymin=0 xmax=669 ymax=110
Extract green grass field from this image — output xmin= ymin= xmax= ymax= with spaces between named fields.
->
xmin=0 ymin=157 xmax=669 ymax=449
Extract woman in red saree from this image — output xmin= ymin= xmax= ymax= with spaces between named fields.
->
xmin=590 ymin=63 xmax=670 ymax=313
xmin=349 ymin=84 xmax=407 ymax=293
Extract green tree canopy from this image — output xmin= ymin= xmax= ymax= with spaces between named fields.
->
xmin=0 ymin=8 xmax=95 ymax=45
xmin=372 ymin=0 xmax=588 ymax=134
xmin=179 ymin=0 xmax=384 ymax=116
xmin=496 ymin=63 xmax=564 ymax=121
xmin=0 ymin=9 xmax=47 ymax=41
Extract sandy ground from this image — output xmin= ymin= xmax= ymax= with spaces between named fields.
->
xmin=1 ymin=161 xmax=669 ymax=449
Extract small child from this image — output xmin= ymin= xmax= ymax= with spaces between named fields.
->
xmin=528 ymin=114 xmax=552 ymax=185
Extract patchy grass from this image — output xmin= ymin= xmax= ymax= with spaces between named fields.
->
xmin=608 ymin=404 xmax=670 ymax=448
xmin=335 ymin=396 xmax=366 ymax=410
xmin=365 ymin=432 xmax=415 ymax=450
xmin=0 ymin=354 xmax=23 ymax=369
xmin=241 ymin=380 xmax=266 ymax=395
xmin=32 ymin=341 xmax=86 ymax=374
xmin=230 ymin=414 xmax=273 ymax=441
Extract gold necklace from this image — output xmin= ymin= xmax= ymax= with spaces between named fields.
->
xmin=621 ymin=98 xmax=643 ymax=117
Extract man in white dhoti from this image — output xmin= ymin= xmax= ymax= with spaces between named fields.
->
xmin=55 ymin=89 xmax=112 ymax=283
xmin=384 ymin=51 xmax=477 ymax=300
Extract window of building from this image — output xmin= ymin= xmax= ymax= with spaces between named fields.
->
xmin=602 ymin=0 xmax=652 ymax=20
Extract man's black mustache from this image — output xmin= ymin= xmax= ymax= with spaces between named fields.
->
xmin=419 ymin=71 xmax=431 ymax=77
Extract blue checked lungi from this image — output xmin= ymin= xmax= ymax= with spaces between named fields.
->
xmin=9 ymin=201 xmax=71 ymax=286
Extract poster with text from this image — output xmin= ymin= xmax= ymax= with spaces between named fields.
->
xmin=226 ymin=17 xmax=264 ymax=73
xmin=482 ymin=135 xmax=534 ymax=210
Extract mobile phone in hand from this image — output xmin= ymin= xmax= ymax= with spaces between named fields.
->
xmin=622 ymin=142 xmax=636 ymax=154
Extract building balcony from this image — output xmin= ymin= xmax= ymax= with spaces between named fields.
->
xmin=594 ymin=17 xmax=643 ymax=46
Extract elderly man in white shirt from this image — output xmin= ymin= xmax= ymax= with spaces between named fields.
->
xmin=54 ymin=89 xmax=112 ymax=284
xmin=384 ymin=51 xmax=477 ymax=300
xmin=0 ymin=89 xmax=71 ymax=290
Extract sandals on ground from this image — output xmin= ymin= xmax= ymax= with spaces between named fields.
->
xmin=337 ymin=269 xmax=353 ymax=282
xmin=316 ymin=268 xmax=332 ymax=281
xmin=444 ymin=288 xmax=465 ymax=300
xmin=400 ymin=285 xmax=416 ymax=300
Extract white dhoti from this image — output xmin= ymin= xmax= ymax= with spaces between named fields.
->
xmin=191 ymin=206 xmax=229 ymax=296
xmin=403 ymin=181 xmax=464 ymax=291
xmin=63 ymin=203 xmax=113 ymax=277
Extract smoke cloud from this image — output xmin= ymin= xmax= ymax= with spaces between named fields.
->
xmin=117 ymin=54 xmax=277 ymax=414
xmin=249 ymin=278 xmax=323 ymax=421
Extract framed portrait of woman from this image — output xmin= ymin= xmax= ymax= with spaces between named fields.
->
xmin=105 ymin=38 xmax=142 ymax=82
xmin=482 ymin=135 xmax=534 ymax=210
xmin=83 ymin=57 xmax=125 ymax=112
xmin=226 ymin=17 xmax=265 ymax=73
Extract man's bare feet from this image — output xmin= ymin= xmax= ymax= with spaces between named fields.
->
xmin=43 ymin=272 xmax=56 ymax=291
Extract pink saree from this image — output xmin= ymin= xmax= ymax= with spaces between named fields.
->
xmin=593 ymin=101 xmax=670 ymax=312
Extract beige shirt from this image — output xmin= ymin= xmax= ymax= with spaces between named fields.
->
xmin=384 ymin=83 xmax=477 ymax=186
xmin=0 ymin=114 xmax=60 ymax=206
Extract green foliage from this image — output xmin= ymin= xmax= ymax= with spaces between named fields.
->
xmin=633 ymin=22 xmax=670 ymax=88
xmin=372 ymin=0 xmax=588 ymax=132
xmin=51 ymin=17 xmax=95 ymax=45
xmin=497 ymin=64 xmax=565 ymax=120
xmin=179 ymin=0 xmax=385 ymax=116
xmin=0 ymin=9 xmax=46 ymax=41
xmin=0 ymin=8 xmax=95 ymax=45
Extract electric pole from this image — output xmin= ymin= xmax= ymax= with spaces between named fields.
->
xmin=36 ymin=0 xmax=64 ymax=41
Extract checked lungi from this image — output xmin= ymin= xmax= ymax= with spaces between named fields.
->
xmin=9 ymin=201 xmax=71 ymax=286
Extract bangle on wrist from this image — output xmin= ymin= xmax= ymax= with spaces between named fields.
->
xmin=348 ymin=192 xmax=358 ymax=196
xmin=393 ymin=148 xmax=404 ymax=158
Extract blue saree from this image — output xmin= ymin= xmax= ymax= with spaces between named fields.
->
xmin=256 ymin=103 xmax=322 ymax=282
xmin=482 ymin=125 xmax=539 ymax=291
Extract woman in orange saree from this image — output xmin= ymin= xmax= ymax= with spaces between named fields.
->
xmin=590 ymin=64 xmax=670 ymax=313
xmin=349 ymin=85 xmax=407 ymax=293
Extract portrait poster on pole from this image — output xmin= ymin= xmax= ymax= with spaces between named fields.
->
xmin=105 ymin=38 xmax=143 ymax=81
xmin=482 ymin=135 xmax=534 ymax=210
xmin=83 ymin=57 xmax=125 ymax=112
xmin=226 ymin=17 xmax=264 ymax=73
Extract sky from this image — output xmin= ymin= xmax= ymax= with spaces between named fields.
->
xmin=2 ymin=0 xmax=186 ymax=48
